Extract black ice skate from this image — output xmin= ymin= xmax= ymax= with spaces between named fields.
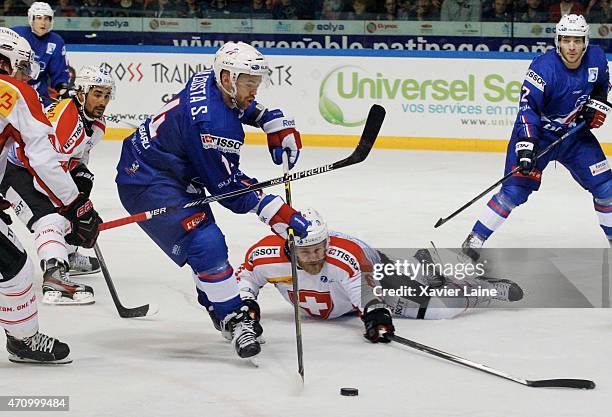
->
xmin=6 ymin=330 xmax=71 ymax=364
xmin=221 ymin=306 xmax=261 ymax=359
xmin=42 ymin=259 xmax=95 ymax=305
xmin=206 ymin=306 xmax=222 ymax=332
xmin=476 ymin=276 xmax=524 ymax=302
xmin=461 ymin=232 xmax=486 ymax=263
xmin=68 ymin=250 xmax=101 ymax=276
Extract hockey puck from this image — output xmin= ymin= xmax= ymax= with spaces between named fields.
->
xmin=340 ymin=387 xmax=358 ymax=396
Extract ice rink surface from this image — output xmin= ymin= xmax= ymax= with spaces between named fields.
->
xmin=3 ymin=141 xmax=611 ymax=417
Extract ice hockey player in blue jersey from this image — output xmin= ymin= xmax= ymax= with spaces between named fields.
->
xmin=115 ymin=41 xmax=308 ymax=359
xmin=462 ymin=14 xmax=611 ymax=260
xmin=13 ymin=2 xmax=70 ymax=105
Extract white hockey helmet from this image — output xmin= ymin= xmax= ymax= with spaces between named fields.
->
xmin=0 ymin=27 xmax=40 ymax=79
xmin=555 ymin=14 xmax=589 ymax=57
xmin=212 ymin=41 xmax=269 ymax=106
xmin=74 ymin=65 xmax=116 ymax=99
xmin=28 ymin=2 xmax=54 ymax=31
xmin=295 ymin=208 xmax=329 ymax=247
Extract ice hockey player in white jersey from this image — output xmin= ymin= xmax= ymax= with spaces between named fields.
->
xmin=462 ymin=14 xmax=611 ymax=259
xmin=235 ymin=209 xmax=523 ymax=343
xmin=0 ymin=27 xmax=102 ymax=363
xmin=1 ymin=65 xmax=114 ymax=305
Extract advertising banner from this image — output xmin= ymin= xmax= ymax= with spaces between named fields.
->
xmin=66 ymin=49 xmax=612 ymax=148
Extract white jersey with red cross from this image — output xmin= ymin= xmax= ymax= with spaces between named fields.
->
xmin=236 ymin=232 xmax=379 ymax=319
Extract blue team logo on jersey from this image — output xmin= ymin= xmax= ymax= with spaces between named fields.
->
xmin=320 ymin=276 xmax=328 ymax=283
xmin=46 ymin=43 xmax=56 ymax=54
xmin=575 ymin=94 xmax=589 ymax=109
xmin=588 ymin=68 xmax=598 ymax=82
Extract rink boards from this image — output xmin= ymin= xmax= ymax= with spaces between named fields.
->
xmin=66 ymin=46 xmax=612 ymax=152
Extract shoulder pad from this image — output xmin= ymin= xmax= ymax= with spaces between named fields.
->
xmin=246 ymin=235 xmax=287 ymax=265
xmin=0 ymin=76 xmax=50 ymax=126
xmin=326 ymin=236 xmax=367 ymax=278
xmin=0 ymin=79 xmax=21 ymax=118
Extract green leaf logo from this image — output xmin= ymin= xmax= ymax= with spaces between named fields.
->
xmin=319 ymin=65 xmax=368 ymax=127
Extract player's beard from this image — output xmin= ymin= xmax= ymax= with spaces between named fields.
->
xmin=298 ymin=259 xmax=325 ymax=275
xmin=237 ymin=95 xmax=255 ymax=110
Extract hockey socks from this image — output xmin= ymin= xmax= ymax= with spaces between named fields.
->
xmin=472 ymin=192 xmax=516 ymax=240
xmin=193 ymin=263 xmax=242 ymax=321
xmin=594 ymin=196 xmax=612 ymax=242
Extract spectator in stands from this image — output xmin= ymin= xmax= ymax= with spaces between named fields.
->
xmin=205 ymin=0 xmax=233 ymax=17
xmin=110 ymin=0 xmax=142 ymax=16
xmin=396 ymin=0 xmax=416 ymax=18
xmin=0 ymin=0 xmax=26 ymax=16
xmin=318 ymin=0 xmax=345 ymax=18
xmin=483 ymin=0 xmax=511 ymax=20
xmin=414 ymin=0 xmax=441 ymax=19
xmin=440 ymin=0 xmax=481 ymax=20
xmin=518 ymin=0 xmax=548 ymax=22
xmin=585 ymin=0 xmax=611 ymax=22
xmin=377 ymin=0 xmax=398 ymax=19
xmin=346 ymin=0 xmax=375 ymax=19
xmin=179 ymin=0 xmax=202 ymax=17
xmin=145 ymin=0 xmax=181 ymax=17
xmin=248 ymin=0 xmax=274 ymax=17
xmin=54 ymin=0 xmax=77 ymax=17
xmin=77 ymin=0 xmax=112 ymax=16
xmin=272 ymin=0 xmax=300 ymax=18
xmin=548 ymin=0 xmax=584 ymax=21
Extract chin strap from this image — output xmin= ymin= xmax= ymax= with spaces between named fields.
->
xmin=216 ymin=79 xmax=238 ymax=108
xmin=558 ymin=54 xmax=583 ymax=69
xmin=71 ymin=96 xmax=95 ymax=137
xmin=556 ymin=44 xmax=586 ymax=69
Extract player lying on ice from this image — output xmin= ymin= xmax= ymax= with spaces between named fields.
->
xmin=221 ymin=209 xmax=524 ymax=344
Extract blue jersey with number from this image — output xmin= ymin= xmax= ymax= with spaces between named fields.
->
xmin=12 ymin=26 xmax=70 ymax=99
xmin=514 ymin=45 xmax=610 ymax=142
xmin=116 ymin=69 xmax=265 ymax=214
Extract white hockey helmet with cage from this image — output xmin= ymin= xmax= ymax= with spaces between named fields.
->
xmin=74 ymin=65 xmax=116 ymax=100
xmin=28 ymin=2 xmax=54 ymax=31
xmin=212 ymin=41 xmax=269 ymax=107
xmin=0 ymin=27 xmax=40 ymax=79
xmin=555 ymin=14 xmax=589 ymax=57
xmin=295 ymin=208 xmax=329 ymax=247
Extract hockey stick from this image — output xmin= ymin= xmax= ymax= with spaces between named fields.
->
xmin=94 ymin=243 xmax=153 ymax=318
xmin=390 ymin=334 xmax=595 ymax=389
xmin=434 ymin=122 xmax=586 ymax=228
xmin=100 ymin=104 xmax=386 ymax=231
xmin=282 ymin=154 xmax=305 ymax=382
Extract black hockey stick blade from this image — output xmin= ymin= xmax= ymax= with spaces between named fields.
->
xmin=94 ymin=244 xmax=153 ymax=318
xmin=390 ymin=335 xmax=595 ymax=390
xmin=117 ymin=303 xmax=151 ymax=318
xmin=341 ymin=104 xmax=386 ymax=166
xmin=526 ymin=379 xmax=596 ymax=389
